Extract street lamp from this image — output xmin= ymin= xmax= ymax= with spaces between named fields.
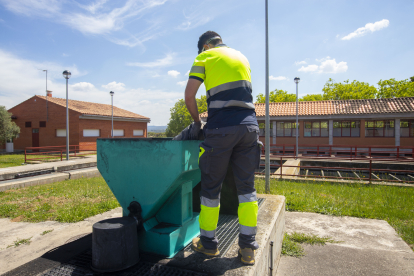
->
xmin=294 ymin=77 xmax=300 ymax=159
xmin=264 ymin=0 xmax=270 ymax=193
xmin=62 ymin=70 xmax=71 ymax=161
xmin=110 ymin=91 xmax=114 ymax=137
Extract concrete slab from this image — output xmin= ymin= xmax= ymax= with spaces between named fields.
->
xmin=0 ymin=155 xmax=97 ymax=181
xmin=276 ymin=212 xmax=414 ymax=276
xmin=0 ymin=207 xmax=122 ymax=274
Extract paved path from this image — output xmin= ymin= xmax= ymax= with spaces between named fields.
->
xmin=276 ymin=212 xmax=414 ymax=276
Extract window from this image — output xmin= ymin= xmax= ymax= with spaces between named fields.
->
xmin=56 ymin=129 xmax=66 ymax=137
xmin=276 ymin=122 xmax=299 ymax=137
xmin=113 ymin=129 xmax=124 ymax=137
xmin=133 ymin=130 xmax=144 ymax=136
xmin=259 ymin=123 xmax=273 ymax=136
xmin=333 ymin=121 xmax=360 ymax=137
xmin=365 ymin=120 xmax=394 ymax=137
xmin=39 ymin=121 xmax=46 ymax=127
xmin=83 ymin=129 xmax=100 ymax=137
xmin=304 ymin=121 xmax=328 ymax=137
xmin=401 ymin=120 xmax=414 ymax=137
xmin=25 ymin=122 xmax=31 ymax=128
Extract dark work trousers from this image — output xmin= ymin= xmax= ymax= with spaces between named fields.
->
xmin=198 ymin=124 xmax=261 ymax=250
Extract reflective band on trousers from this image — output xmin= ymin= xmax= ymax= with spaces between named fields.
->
xmin=190 ymin=66 xmax=205 ymax=74
xmin=201 ymin=197 xmax=220 ymax=208
xmin=199 ymin=147 xmax=205 ymax=164
xmin=209 ymin=100 xmax=255 ymax=109
xmin=238 ymin=191 xmax=257 ymax=204
xmin=240 ymin=225 xmax=257 ymax=235
xmin=200 ymin=229 xmax=216 ymax=238
xmin=208 ymin=80 xmax=252 ymax=97
xmin=199 ymin=204 xmax=220 ymax=231
xmin=238 ymin=201 xmax=258 ymax=227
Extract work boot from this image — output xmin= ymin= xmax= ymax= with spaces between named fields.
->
xmin=191 ymin=237 xmax=220 ymax=256
xmin=239 ymin=248 xmax=255 ymax=265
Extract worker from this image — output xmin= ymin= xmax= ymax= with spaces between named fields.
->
xmin=185 ymin=31 xmax=261 ymax=265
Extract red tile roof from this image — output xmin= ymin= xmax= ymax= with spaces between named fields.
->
xmin=200 ymin=97 xmax=414 ymax=117
xmin=37 ymin=95 xmax=149 ymax=120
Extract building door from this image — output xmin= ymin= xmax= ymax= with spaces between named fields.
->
xmin=32 ymin=128 xmax=39 ymax=148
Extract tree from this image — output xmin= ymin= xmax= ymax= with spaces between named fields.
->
xmin=0 ymin=106 xmax=20 ymax=146
xmin=377 ymin=78 xmax=414 ymax=98
xmin=410 ymin=76 xmax=414 ymax=83
xmin=299 ymin=94 xmax=323 ymax=102
xmin=322 ymin=78 xmax=378 ymax=100
xmin=256 ymin=89 xmax=296 ymax=103
xmin=165 ymin=96 xmax=207 ymax=137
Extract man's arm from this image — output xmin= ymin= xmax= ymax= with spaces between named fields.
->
xmin=185 ymin=78 xmax=203 ymax=122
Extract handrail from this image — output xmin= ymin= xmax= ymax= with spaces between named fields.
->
xmin=255 ymin=155 xmax=414 ymax=185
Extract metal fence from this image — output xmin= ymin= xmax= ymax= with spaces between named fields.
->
xmin=25 ymin=142 xmax=96 ymax=163
xmin=256 ymin=155 xmax=414 ymax=185
xmin=261 ymin=144 xmax=414 ymax=160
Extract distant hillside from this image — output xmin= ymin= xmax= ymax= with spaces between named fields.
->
xmin=148 ymin=126 xmax=167 ymax=133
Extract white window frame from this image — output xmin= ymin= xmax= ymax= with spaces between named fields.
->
xmin=56 ymin=129 xmax=67 ymax=137
xmin=83 ymin=129 xmax=100 ymax=137
xmin=133 ymin=129 xmax=144 ymax=136
xmin=113 ymin=129 xmax=124 ymax=137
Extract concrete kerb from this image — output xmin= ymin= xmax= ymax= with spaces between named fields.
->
xmin=0 ymin=155 xmax=97 ymax=181
xmin=0 ymin=167 xmax=101 ymax=192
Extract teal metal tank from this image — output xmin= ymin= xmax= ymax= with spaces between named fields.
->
xmin=97 ymin=138 xmax=201 ymax=258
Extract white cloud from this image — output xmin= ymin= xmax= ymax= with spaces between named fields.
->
xmin=298 ymin=65 xmax=318 ymax=72
xmin=185 ymin=70 xmax=190 ymax=76
xmin=295 ymin=61 xmax=307 ymax=65
xmin=297 ymin=57 xmax=348 ymax=74
xmin=269 ymin=76 xmax=287 ymax=81
xmin=342 ymin=19 xmax=389 ymax=40
xmin=168 ymin=70 xmax=180 ymax=77
xmin=177 ymin=80 xmax=187 ymax=87
xmin=126 ymin=53 xmax=175 ymax=68
xmin=0 ymin=48 xmax=183 ymax=125
xmin=102 ymin=81 xmax=126 ymax=91
xmin=318 ymin=59 xmax=348 ymax=74
xmin=0 ymin=0 xmax=168 ymax=47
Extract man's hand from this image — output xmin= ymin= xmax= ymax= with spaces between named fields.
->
xmin=189 ymin=121 xmax=202 ymax=140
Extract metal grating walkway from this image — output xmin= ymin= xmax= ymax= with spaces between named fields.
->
xmin=40 ymin=198 xmax=265 ymax=276
xmin=41 ymin=250 xmax=207 ymax=276
xmin=184 ymin=197 xmax=265 ymax=257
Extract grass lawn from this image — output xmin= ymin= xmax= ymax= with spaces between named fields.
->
xmin=0 ymin=177 xmax=119 ymax=223
xmin=0 ymin=155 xmax=25 ymax=168
xmin=0 ymin=153 xmax=96 ymax=168
xmin=256 ymin=178 xmax=414 ymax=251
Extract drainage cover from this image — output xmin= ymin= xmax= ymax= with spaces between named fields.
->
xmin=41 ymin=250 xmax=206 ymax=276
xmin=40 ymin=198 xmax=265 ymax=276
xmin=184 ymin=197 xmax=265 ymax=257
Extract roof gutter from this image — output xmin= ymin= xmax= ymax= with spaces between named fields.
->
xmin=79 ymin=114 xmax=150 ymax=123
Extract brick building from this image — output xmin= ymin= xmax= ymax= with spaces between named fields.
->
xmin=201 ymin=97 xmax=414 ymax=147
xmin=5 ymin=93 xmax=150 ymax=150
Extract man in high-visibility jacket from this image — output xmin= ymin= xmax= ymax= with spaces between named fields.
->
xmin=185 ymin=31 xmax=261 ymax=265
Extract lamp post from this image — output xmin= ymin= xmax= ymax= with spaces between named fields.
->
xmin=110 ymin=91 xmax=114 ymax=137
xmin=62 ymin=70 xmax=71 ymax=161
xmin=264 ymin=0 xmax=270 ymax=193
xmin=43 ymin=70 xmax=48 ymax=121
xmin=294 ymin=77 xmax=300 ymax=159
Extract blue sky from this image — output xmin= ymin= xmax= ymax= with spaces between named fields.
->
xmin=0 ymin=0 xmax=413 ymax=125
